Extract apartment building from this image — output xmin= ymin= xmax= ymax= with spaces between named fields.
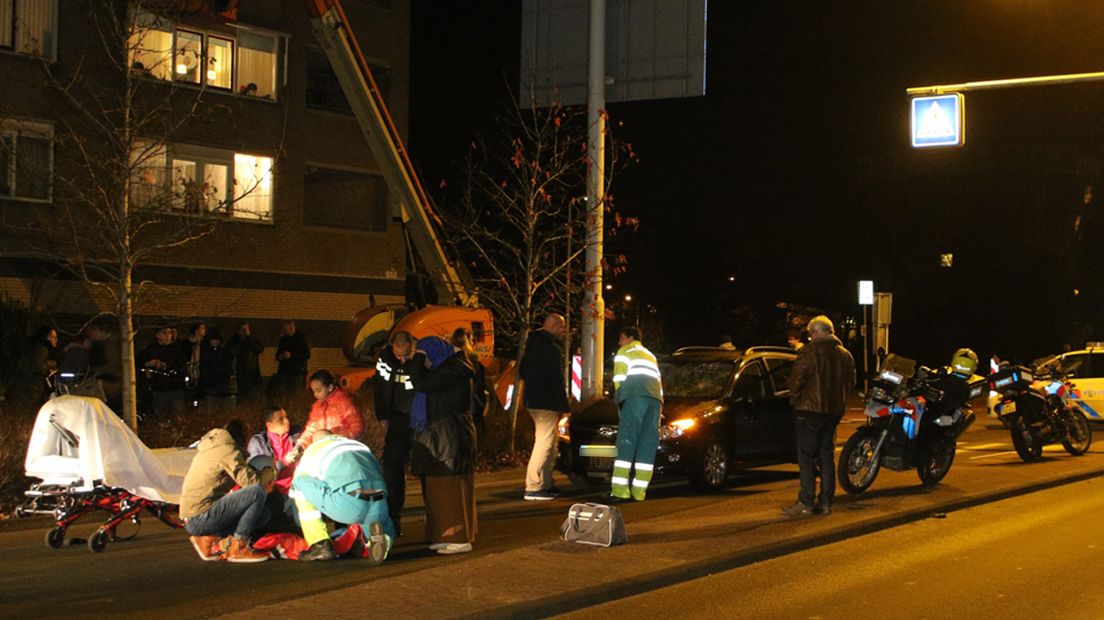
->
xmin=0 ymin=0 xmax=412 ymax=375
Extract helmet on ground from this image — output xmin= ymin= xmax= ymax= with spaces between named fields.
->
xmin=951 ymin=348 xmax=978 ymax=376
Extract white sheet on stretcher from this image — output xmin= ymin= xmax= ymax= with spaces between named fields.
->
xmin=24 ymin=396 xmax=195 ymax=505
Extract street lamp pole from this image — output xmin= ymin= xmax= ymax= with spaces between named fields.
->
xmin=581 ymin=0 xmax=606 ymax=402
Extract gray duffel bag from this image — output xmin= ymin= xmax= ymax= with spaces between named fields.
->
xmin=559 ymin=502 xmax=627 ymax=547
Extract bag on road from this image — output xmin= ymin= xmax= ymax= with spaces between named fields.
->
xmin=559 ymin=502 xmax=627 ymax=547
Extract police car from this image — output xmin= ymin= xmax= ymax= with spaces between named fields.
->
xmin=989 ymin=344 xmax=1104 ymax=421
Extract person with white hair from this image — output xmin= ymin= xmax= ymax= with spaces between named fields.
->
xmin=783 ymin=315 xmax=855 ymax=518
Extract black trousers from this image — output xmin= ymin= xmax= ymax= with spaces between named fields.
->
xmin=382 ymin=412 xmax=413 ymax=525
xmin=795 ymin=412 xmax=841 ymax=508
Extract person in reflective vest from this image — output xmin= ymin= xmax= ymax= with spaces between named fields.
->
xmin=609 ymin=326 xmax=663 ymax=502
xmin=291 ymin=431 xmax=393 ymax=562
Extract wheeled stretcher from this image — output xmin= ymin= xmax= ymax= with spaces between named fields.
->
xmin=20 ymin=396 xmax=196 ymax=553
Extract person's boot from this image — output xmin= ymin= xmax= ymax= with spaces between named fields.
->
xmin=223 ymin=536 xmax=270 ymax=563
xmin=189 ymin=535 xmax=224 ymax=561
xmin=367 ymin=521 xmax=391 ymax=566
xmin=299 ymin=539 xmax=336 ymax=561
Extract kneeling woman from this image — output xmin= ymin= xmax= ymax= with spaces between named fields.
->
xmin=409 ymin=336 xmax=478 ymax=555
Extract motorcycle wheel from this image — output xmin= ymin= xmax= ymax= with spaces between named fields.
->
xmin=837 ymin=428 xmax=881 ymax=495
xmin=917 ymin=437 xmax=956 ymax=487
xmin=1010 ymin=416 xmax=1042 ymax=462
xmin=1061 ymin=409 xmax=1092 ymax=456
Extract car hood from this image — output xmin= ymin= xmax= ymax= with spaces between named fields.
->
xmin=572 ymin=397 xmax=720 ymax=427
xmin=662 ymin=397 xmax=721 ymax=421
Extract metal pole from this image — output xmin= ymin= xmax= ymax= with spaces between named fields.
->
xmin=863 ymin=305 xmax=870 ymax=392
xmin=906 ymin=70 xmax=1104 ymax=96
xmin=581 ymin=0 xmax=606 ymax=402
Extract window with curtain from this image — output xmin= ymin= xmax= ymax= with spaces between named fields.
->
xmin=0 ymin=0 xmax=13 ymax=49
xmin=237 ymin=31 xmax=276 ymax=99
xmin=0 ymin=119 xmax=52 ymax=202
xmin=174 ymin=29 xmax=203 ymax=84
xmin=232 ymin=153 xmax=273 ymax=221
xmin=129 ymin=140 xmax=169 ymax=209
xmin=3 ymin=0 xmax=57 ymax=58
xmin=206 ymin=36 xmax=233 ymax=90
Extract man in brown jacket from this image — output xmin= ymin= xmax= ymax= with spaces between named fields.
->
xmin=181 ymin=422 xmax=275 ymax=562
xmin=784 ymin=315 xmax=855 ymax=517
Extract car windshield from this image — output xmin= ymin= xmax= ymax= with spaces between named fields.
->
xmin=661 ymin=360 xmax=735 ymax=399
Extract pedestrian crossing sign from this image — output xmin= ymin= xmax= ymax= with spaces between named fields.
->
xmin=910 ymin=93 xmax=964 ymax=148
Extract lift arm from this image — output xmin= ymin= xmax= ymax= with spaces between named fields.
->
xmin=304 ymin=0 xmax=476 ymax=307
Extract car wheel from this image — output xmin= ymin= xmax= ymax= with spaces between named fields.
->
xmin=690 ymin=439 xmax=728 ymax=492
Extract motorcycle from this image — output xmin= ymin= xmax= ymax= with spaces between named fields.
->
xmin=838 ymin=355 xmax=984 ymax=494
xmin=989 ymin=364 xmax=1092 ymax=462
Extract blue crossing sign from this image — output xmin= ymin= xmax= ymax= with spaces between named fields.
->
xmin=910 ymin=93 xmax=965 ymax=148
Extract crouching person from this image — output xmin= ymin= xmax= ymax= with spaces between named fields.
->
xmin=181 ymin=421 xmax=276 ymax=562
xmin=291 ymin=430 xmax=394 ymax=563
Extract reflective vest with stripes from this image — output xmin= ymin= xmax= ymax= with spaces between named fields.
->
xmin=612 ymin=340 xmax=663 ymax=403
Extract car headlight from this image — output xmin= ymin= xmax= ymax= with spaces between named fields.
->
xmin=557 ymin=414 xmax=571 ymax=442
xmin=660 ymin=418 xmax=696 ymax=441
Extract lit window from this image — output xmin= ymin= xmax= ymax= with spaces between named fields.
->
xmin=233 ymin=153 xmax=273 ymax=221
xmin=237 ymin=31 xmax=277 ymax=99
xmin=175 ymin=30 xmax=203 ymax=84
xmin=0 ymin=0 xmax=57 ymax=59
xmin=129 ymin=140 xmax=169 ymax=209
xmin=0 ymin=119 xmax=53 ymax=202
xmin=127 ymin=11 xmax=172 ymax=79
xmin=206 ymin=36 xmax=233 ymax=90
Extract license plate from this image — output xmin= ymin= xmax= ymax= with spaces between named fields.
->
xmin=1002 ymin=401 xmax=1016 ymax=414
xmin=587 ymin=457 xmax=613 ymax=472
xmin=579 ymin=444 xmax=618 ymax=458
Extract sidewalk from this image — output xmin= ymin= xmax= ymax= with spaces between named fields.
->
xmin=221 ymin=447 xmax=1104 ymax=620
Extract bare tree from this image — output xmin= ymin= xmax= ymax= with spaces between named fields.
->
xmin=9 ymin=1 xmax=275 ymax=429
xmin=441 ymin=84 xmax=636 ymax=451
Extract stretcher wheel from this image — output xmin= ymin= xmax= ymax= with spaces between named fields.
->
xmin=88 ymin=529 xmax=109 ymax=553
xmin=45 ymin=526 xmax=65 ymax=549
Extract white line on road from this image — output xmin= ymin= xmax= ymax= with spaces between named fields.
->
xmin=969 ymin=450 xmax=1018 ymax=460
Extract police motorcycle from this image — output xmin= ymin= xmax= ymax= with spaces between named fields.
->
xmin=838 ymin=349 xmax=985 ymax=494
xmin=988 ymin=363 xmax=1091 ymax=462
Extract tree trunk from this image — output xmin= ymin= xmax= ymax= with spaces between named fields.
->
xmin=509 ymin=322 xmax=530 ymax=453
xmin=118 ymin=270 xmax=138 ymax=431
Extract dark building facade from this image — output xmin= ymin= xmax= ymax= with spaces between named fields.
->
xmin=0 ymin=0 xmax=412 ymax=375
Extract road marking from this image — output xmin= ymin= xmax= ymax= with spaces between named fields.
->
xmin=969 ymin=450 xmax=1018 ymax=460
xmin=962 ymin=442 xmax=1007 ymax=450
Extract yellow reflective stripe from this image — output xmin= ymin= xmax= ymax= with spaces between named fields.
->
xmin=612 ymin=374 xmax=627 ymax=382
xmin=631 ymin=479 xmax=650 ymax=488
xmin=375 ymin=359 xmax=392 ymax=381
xmin=614 ymin=355 xmax=630 ymax=363
xmin=610 ymin=476 xmax=629 ymax=485
xmin=627 ymin=368 xmax=661 ymax=379
xmin=613 ymin=460 xmax=632 ymax=469
xmin=298 ymin=510 xmax=322 ymax=521
xmin=634 ymin=462 xmax=654 ymax=472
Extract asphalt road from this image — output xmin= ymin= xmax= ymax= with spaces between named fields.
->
xmin=0 ymin=418 xmax=1101 ymax=618
xmin=559 ymin=476 xmax=1104 ymax=620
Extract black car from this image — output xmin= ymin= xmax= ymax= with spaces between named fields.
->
xmin=556 ymin=346 xmax=798 ymax=491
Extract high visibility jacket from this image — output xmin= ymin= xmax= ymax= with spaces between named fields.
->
xmin=612 ymin=340 xmax=663 ymax=404
xmin=295 ymin=434 xmax=383 ymax=490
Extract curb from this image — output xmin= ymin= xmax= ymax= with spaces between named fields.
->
xmin=473 ymin=464 xmax=1104 ymax=620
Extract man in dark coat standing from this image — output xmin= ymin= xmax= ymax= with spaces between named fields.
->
xmin=784 ymin=315 xmax=855 ymax=517
xmin=228 ymin=321 xmax=264 ymax=403
xmin=271 ymin=320 xmax=310 ymax=401
xmin=519 ymin=314 xmax=569 ymax=501
xmin=372 ymin=330 xmax=421 ymax=535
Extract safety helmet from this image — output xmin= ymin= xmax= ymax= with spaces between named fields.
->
xmin=951 ymin=348 xmax=978 ymax=376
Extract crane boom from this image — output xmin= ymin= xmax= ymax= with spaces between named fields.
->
xmin=305 ymin=0 xmax=476 ymax=307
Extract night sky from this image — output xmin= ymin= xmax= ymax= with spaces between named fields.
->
xmin=410 ymin=1 xmax=1104 ymax=367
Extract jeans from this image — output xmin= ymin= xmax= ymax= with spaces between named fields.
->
xmin=184 ymin=485 xmax=270 ymax=540
xmin=795 ymin=412 xmax=841 ymax=508
xmin=525 ymin=409 xmax=561 ymax=492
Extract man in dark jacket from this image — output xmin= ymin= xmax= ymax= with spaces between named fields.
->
xmin=270 ymin=320 xmax=310 ymax=401
xmin=519 ymin=314 xmax=569 ymax=501
xmin=784 ymin=315 xmax=855 ymax=517
xmin=199 ymin=328 xmax=236 ymax=413
xmin=372 ymin=330 xmax=421 ymax=535
xmin=228 ymin=322 xmax=264 ymax=403
xmin=137 ymin=325 xmax=188 ymax=419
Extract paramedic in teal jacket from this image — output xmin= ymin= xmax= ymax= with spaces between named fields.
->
xmin=291 ymin=431 xmax=394 ymax=562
